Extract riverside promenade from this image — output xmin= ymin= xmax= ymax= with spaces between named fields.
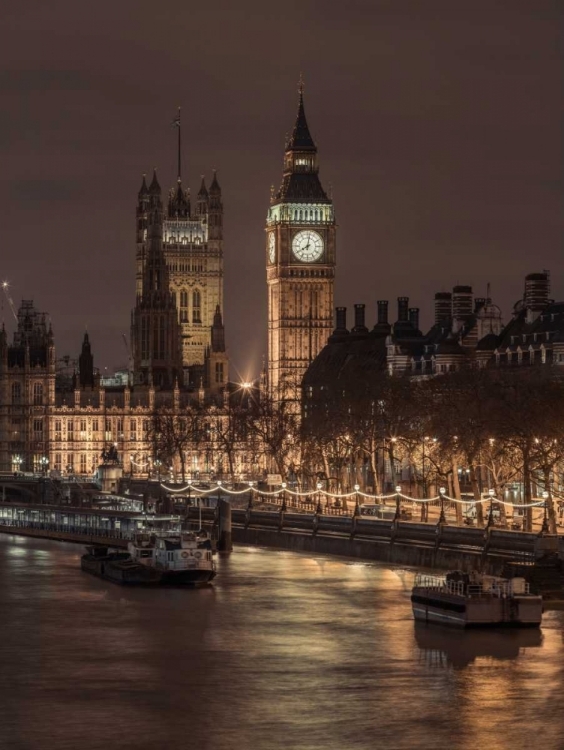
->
xmin=0 ymin=493 xmax=559 ymax=577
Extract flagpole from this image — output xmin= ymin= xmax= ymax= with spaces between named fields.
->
xmin=177 ymin=106 xmax=181 ymax=182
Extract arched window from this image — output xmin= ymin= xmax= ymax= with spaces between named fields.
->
xmin=193 ymin=290 xmax=201 ymax=323
xmin=33 ymin=383 xmax=43 ymax=405
xmin=11 ymin=382 xmax=21 ymax=404
xmin=180 ymin=290 xmax=188 ymax=323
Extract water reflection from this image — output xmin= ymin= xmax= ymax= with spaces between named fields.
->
xmin=414 ymin=622 xmax=544 ymax=669
xmin=0 ymin=536 xmax=563 ymax=750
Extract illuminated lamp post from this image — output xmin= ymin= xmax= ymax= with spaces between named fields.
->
xmin=487 ymin=488 xmax=495 ymax=528
xmin=354 ymin=484 xmax=360 ymax=516
xmin=394 ymin=485 xmax=402 ymax=520
xmin=281 ymin=481 xmax=287 ymax=512
xmin=247 ymin=480 xmax=254 ymax=510
xmin=439 ymin=486 xmax=447 ymax=525
xmin=316 ymin=481 xmax=323 ymax=515
xmin=13 ymin=455 xmax=23 ymax=475
xmin=541 ymin=491 xmax=550 ymax=534
xmin=40 ymin=456 xmax=49 ymax=477
xmin=154 ymin=459 xmax=162 ymax=482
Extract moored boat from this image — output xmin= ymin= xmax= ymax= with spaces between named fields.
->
xmin=411 ymin=571 xmax=542 ymax=628
xmin=81 ymin=530 xmax=216 ymax=586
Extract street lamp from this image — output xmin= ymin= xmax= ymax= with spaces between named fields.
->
xmin=394 ymin=485 xmax=402 ymax=521
xmin=354 ymin=483 xmax=360 ymax=516
xmin=13 ymin=455 xmax=23 ymax=475
xmin=247 ymin=480 xmax=254 ymax=510
xmin=40 ymin=456 xmax=49 ymax=476
xmin=316 ymin=481 xmax=323 ymax=515
xmin=439 ymin=486 xmax=446 ymax=525
xmin=281 ymin=481 xmax=287 ymax=511
xmin=487 ymin=488 xmax=495 ymax=528
xmin=541 ymin=491 xmax=550 ymax=534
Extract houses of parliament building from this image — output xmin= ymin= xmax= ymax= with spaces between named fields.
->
xmin=0 ymin=87 xmax=332 ymax=477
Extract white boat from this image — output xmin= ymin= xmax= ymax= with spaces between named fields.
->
xmin=411 ymin=571 xmax=542 ymax=628
xmin=128 ymin=531 xmax=216 ymax=585
xmin=81 ymin=530 xmax=216 ymax=586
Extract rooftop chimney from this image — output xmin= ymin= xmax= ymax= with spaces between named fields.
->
xmin=397 ymin=297 xmax=409 ymax=323
xmin=377 ymin=300 xmax=388 ymax=325
xmin=452 ymin=285 xmax=473 ymax=319
xmin=408 ymin=308 xmax=420 ymax=331
xmin=524 ymin=272 xmax=550 ymax=311
xmin=474 ymin=297 xmax=486 ymax=314
xmin=434 ymin=292 xmax=452 ymax=325
xmin=332 ymin=306 xmax=348 ymax=337
xmin=352 ymin=304 xmax=368 ymax=334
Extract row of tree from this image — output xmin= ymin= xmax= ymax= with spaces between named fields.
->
xmin=147 ymin=367 xmax=564 ymax=532
xmin=301 ymin=366 xmax=564 ymax=531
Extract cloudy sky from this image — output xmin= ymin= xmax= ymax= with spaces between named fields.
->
xmin=1 ymin=0 xmax=562 ymax=380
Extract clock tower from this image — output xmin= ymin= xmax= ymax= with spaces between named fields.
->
xmin=266 ymin=83 xmax=336 ymax=396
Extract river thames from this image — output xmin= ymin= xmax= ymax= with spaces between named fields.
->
xmin=0 ymin=535 xmax=563 ymax=750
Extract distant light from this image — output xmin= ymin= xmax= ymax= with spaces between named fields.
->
xmin=241 ymin=381 xmax=253 ymax=389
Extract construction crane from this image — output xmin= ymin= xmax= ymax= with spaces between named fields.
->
xmin=1 ymin=281 xmax=18 ymax=323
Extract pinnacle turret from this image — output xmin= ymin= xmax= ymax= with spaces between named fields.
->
xmin=209 ymin=170 xmax=221 ymax=194
xmin=149 ymin=168 xmax=161 ymax=194
xmin=198 ymin=176 xmax=208 ymax=197
xmin=138 ymin=174 xmax=149 ymax=197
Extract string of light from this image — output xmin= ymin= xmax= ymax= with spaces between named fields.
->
xmin=157 ymin=482 xmax=551 ymax=508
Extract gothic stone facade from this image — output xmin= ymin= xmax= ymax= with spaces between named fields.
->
xmin=266 ymin=87 xmax=336 ymax=395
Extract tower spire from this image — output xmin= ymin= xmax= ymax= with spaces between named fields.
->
xmin=286 ymin=75 xmax=316 ymax=152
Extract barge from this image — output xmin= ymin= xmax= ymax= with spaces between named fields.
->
xmin=81 ymin=531 xmax=216 ymax=586
xmin=411 ymin=571 xmax=542 ymax=628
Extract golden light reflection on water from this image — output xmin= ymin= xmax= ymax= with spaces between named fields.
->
xmin=0 ymin=539 xmax=564 ymax=749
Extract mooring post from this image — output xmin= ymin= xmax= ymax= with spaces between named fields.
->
xmin=217 ymin=498 xmax=232 ymax=552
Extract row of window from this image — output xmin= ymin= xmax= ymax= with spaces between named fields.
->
xmin=11 ymin=382 xmax=44 ymax=405
xmin=169 ymin=260 xmax=205 ymax=272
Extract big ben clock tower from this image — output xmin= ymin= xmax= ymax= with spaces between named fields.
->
xmin=266 ymin=82 xmax=336 ymax=396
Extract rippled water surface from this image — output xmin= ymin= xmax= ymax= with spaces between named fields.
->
xmin=0 ymin=535 xmax=564 ymax=750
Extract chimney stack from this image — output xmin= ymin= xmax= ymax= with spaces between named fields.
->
xmin=434 ymin=292 xmax=452 ymax=324
xmin=524 ymin=272 xmax=550 ymax=311
xmin=452 ymin=285 xmax=473 ymax=319
xmin=474 ymin=297 xmax=486 ymax=314
xmin=334 ymin=307 xmax=348 ymax=334
xmin=352 ymin=304 xmax=368 ymax=334
xmin=377 ymin=300 xmax=388 ymax=325
xmin=397 ymin=297 xmax=409 ymax=322
xmin=408 ymin=308 xmax=420 ymax=331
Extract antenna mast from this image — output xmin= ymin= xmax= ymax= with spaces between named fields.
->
xmin=172 ymin=107 xmax=182 ymax=182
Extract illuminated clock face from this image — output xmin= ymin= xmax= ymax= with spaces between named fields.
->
xmin=268 ymin=232 xmax=276 ymax=263
xmin=292 ymin=230 xmax=323 ymax=263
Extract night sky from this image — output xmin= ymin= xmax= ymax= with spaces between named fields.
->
xmin=1 ymin=1 xmax=562 ymax=382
